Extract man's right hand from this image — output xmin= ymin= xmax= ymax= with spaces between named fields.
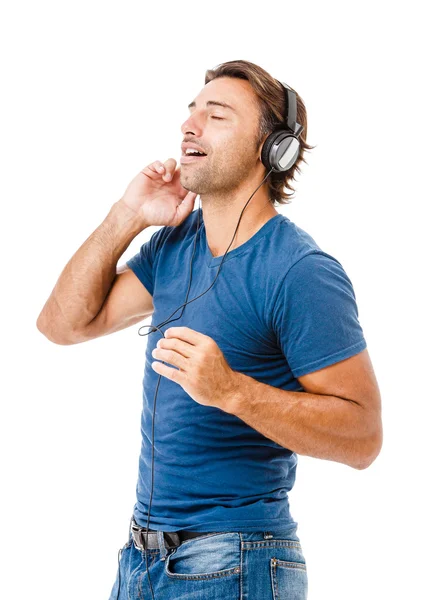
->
xmin=119 ymin=158 xmax=198 ymax=228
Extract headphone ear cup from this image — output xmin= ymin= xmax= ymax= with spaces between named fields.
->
xmin=262 ymin=130 xmax=301 ymax=173
xmin=261 ymin=131 xmax=280 ymax=171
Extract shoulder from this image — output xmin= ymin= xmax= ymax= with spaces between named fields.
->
xmin=287 ymin=250 xmax=349 ymax=282
xmin=262 ymin=215 xmax=339 ymax=286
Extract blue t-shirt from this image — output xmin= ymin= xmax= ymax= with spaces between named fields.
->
xmin=126 ymin=207 xmax=367 ymax=532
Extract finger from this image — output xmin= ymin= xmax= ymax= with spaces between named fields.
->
xmin=152 ymin=347 xmax=188 ymax=371
xmin=176 ymin=190 xmax=198 ymax=220
xmin=141 ymin=160 xmax=167 ymax=180
xmin=157 ymin=337 xmax=194 ymax=359
xmin=151 ymin=360 xmax=184 ymax=383
xmin=161 ymin=158 xmax=178 ymax=182
xmin=164 ymin=326 xmax=206 ymax=345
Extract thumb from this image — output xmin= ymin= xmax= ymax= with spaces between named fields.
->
xmin=176 ymin=191 xmax=198 ymax=223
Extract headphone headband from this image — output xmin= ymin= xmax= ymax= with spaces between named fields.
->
xmin=278 ymin=81 xmax=304 ymax=137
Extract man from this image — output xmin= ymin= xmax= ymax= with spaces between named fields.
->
xmin=37 ymin=62 xmax=382 ymax=600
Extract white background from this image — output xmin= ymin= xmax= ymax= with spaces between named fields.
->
xmin=1 ymin=1 xmax=426 ymax=599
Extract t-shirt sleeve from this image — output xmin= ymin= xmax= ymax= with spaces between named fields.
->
xmin=125 ymin=226 xmax=170 ymax=296
xmin=272 ymin=251 xmax=367 ymax=378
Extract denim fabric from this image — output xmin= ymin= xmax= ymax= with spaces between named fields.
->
xmin=108 ymin=520 xmax=308 ymax=600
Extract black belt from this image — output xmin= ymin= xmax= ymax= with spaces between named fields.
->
xmin=130 ymin=518 xmax=219 ymax=550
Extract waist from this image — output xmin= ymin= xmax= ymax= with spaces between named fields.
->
xmin=130 ymin=517 xmax=223 ymax=550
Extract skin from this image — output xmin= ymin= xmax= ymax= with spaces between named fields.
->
xmin=178 ymin=76 xmax=278 ymax=257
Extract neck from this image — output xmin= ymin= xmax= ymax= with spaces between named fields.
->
xmin=198 ymin=185 xmax=279 ymax=258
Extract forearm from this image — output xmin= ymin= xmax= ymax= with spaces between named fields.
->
xmin=226 ymin=371 xmax=377 ymax=470
xmin=37 ymin=200 xmax=147 ymax=341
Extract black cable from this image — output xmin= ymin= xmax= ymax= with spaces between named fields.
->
xmin=116 ymin=167 xmax=274 ymax=599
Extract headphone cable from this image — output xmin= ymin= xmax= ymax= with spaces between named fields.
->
xmin=116 ymin=167 xmax=274 ymax=600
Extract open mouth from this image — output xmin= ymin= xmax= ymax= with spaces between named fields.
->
xmin=186 ymin=150 xmax=207 ymax=157
xmin=181 ymin=151 xmax=207 ymax=163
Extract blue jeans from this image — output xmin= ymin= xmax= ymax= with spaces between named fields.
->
xmin=108 ymin=521 xmax=308 ymax=599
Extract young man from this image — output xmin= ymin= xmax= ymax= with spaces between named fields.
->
xmin=37 ymin=62 xmax=382 ymax=600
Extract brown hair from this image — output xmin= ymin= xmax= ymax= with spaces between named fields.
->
xmin=204 ymin=60 xmax=317 ymax=206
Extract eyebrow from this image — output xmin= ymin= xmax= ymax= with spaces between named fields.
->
xmin=187 ymin=100 xmax=237 ymax=112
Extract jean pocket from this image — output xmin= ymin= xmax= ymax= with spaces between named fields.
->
xmin=164 ymin=532 xmax=241 ymax=580
xmin=266 ymin=535 xmax=307 ymax=572
xmin=242 ymin=531 xmax=305 ymax=557
xmin=270 ymin=555 xmax=308 ymax=600
xmin=268 ymin=536 xmax=308 ymax=600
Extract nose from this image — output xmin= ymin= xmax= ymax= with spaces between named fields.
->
xmin=181 ymin=112 xmax=203 ymax=137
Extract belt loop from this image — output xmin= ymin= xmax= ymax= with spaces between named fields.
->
xmin=157 ymin=531 xmax=168 ymax=561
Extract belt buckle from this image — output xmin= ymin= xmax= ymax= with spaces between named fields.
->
xmin=130 ymin=520 xmax=181 ymax=551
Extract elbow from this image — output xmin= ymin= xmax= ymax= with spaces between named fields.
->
xmin=36 ymin=315 xmax=77 ymax=346
xmin=353 ymin=456 xmax=377 ymax=470
xmin=353 ymin=427 xmax=383 ymax=470
xmin=36 ymin=319 xmax=50 ymax=340
xmin=36 ymin=315 xmax=52 ymax=341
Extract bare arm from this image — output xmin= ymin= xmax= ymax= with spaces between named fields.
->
xmin=36 ymin=158 xmax=197 ymax=345
xmin=36 ymin=200 xmax=149 ymax=344
xmin=226 ymin=349 xmax=382 ymax=470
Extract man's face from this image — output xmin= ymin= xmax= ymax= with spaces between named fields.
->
xmin=180 ymin=77 xmax=264 ymax=199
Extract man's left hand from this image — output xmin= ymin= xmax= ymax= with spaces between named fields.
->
xmin=151 ymin=326 xmax=239 ymax=412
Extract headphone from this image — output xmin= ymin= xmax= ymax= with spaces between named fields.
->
xmin=115 ymin=79 xmax=304 ymax=600
xmin=261 ymin=80 xmax=304 ymax=173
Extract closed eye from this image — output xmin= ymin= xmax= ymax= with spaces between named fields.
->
xmin=210 ymin=116 xmax=224 ymax=120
